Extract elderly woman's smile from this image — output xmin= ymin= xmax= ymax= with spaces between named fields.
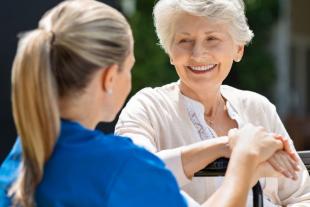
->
xmin=187 ymin=64 xmax=217 ymax=73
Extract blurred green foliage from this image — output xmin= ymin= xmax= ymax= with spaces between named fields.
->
xmin=128 ymin=0 xmax=177 ymax=95
xmin=128 ymin=0 xmax=279 ymax=97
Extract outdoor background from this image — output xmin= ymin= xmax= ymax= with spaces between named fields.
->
xmin=1 ymin=0 xmax=310 ymax=163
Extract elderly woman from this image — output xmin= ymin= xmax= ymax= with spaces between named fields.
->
xmin=115 ymin=0 xmax=310 ymax=206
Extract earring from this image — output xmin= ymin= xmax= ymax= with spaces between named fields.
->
xmin=235 ymin=58 xmax=241 ymax=62
xmin=107 ymin=89 xmax=113 ymax=95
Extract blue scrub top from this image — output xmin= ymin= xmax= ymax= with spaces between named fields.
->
xmin=0 ymin=120 xmax=187 ymax=207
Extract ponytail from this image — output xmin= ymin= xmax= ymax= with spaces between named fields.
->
xmin=9 ymin=29 xmax=60 ymax=207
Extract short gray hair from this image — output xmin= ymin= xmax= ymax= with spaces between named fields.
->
xmin=153 ymin=0 xmax=254 ymax=53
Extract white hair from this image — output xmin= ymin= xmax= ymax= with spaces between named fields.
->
xmin=153 ymin=0 xmax=254 ymax=53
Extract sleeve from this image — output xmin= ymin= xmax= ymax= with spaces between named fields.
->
xmin=115 ymin=90 xmax=158 ymax=152
xmin=106 ymin=147 xmax=189 ymax=207
xmin=115 ymin=90 xmax=192 ymax=187
xmin=263 ymin=102 xmax=310 ymax=206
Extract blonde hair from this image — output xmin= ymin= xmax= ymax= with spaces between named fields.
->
xmin=9 ymin=0 xmax=131 ymax=206
xmin=153 ymin=0 xmax=254 ymax=54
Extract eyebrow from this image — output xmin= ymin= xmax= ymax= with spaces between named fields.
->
xmin=176 ymin=31 xmax=220 ymax=36
xmin=205 ymin=31 xmax=217 ymax=35
xmin=176 ymin=32 xmax=191 ymax=36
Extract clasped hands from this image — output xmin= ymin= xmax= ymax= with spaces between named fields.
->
xmin=226 ymin=125 xmax=300 ymax=181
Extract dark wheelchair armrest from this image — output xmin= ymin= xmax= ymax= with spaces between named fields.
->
xmin=298 ymin=151 xmax=310 ymax=173
xmin=194 ymin=158 xmax=263 ymax=207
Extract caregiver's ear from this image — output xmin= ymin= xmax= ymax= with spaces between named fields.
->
xmin=100 ymin=64 xmax=119 ymax=95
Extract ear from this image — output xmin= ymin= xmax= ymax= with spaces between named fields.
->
xmin=100 ymin=64 xmax=119 ymax=94
xmin=168 ymin=53 xmax=174 ymax=65
xmin=234 ymin=45 xmax=244 ymax=62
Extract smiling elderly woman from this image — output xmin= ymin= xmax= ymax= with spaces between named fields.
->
xmin=115 ymin=0 xmax=310 ymax=206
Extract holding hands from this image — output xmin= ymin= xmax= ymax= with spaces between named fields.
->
xmin=204 ymin=124 xmax=301 ymax=207
xmin=228 ymin=124 xmax=300 ymax=181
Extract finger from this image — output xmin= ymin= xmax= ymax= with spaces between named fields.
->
xmin=273 ymin=134 xmax=299 ymax=161
xmin=275 ymin=151 xmax=298 ymax=180
xmin=273 ymin=139 xmax=284 ymax=152
xmin=289 ymin=152 xmax=300 ymax=163
xmin=281 ymin=156 xmax=296 ymax=179
xmin=284 ymin=152 xmax=301 ymax=171
xmin=282 ymin=138 xmax=294 ymax=154
xmin=272 ymin=153 xmax=295 ymax=179
xmin=281 ymin=152 xmax=300 ymax=179
xmin=274 ymin=134 xmax=294 ymax=153
xmin=283 ymin=159 xmax=297 ymax=180
xmin=268 ymin=158 xmax=289 ymax=178
xmin=274 ymin=139 xmax=300 ymax=171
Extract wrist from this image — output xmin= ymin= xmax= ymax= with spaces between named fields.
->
xmin=231 ymin=147 xmax=260 ymax=168
xmin=226 ymin=149 xmax=259 ymax=188
xmin=217 ymin=136 xmax=231 ymax=158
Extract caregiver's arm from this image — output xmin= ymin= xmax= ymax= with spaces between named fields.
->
xmin=202 ymin=124 xmax=284 ymax=207
xmin=203 ymin=150 xmax=258 ymax=207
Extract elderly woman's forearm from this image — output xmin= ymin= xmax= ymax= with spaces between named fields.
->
xmin=181 ymin=137 xmax=229 ymax=179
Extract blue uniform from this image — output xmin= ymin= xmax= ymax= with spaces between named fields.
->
xmin=0 ymin=120 xmax=187 ymax=207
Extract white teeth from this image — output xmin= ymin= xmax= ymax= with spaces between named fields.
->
xmin=189 ymin=64 xmax=216 ymax=71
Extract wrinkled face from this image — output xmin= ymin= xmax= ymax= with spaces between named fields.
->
xmin=169 ymin=12 xmax=243 ymax=94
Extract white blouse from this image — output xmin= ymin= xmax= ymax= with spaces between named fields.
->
xmin=115 ymin=82 xmax=310 ymax=206
xmin=182 ymin=93 xmax=273 ymax=206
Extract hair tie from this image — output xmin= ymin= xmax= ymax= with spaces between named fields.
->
xmin=50 ymin=31 xmax=56 ymax=45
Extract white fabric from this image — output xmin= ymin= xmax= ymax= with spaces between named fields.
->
xmin=115 ymin=82 xmax=310 ymax=206
xmin=181 ymin=191 xmax=201 ymax=207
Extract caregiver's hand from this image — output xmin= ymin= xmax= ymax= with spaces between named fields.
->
xmin=228 ymin=125 xmax=283 ymax=163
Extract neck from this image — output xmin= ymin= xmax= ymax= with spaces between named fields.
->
xmin=179 ymin=81 xmax=223 ymax=116
xmin=59 ymin=93 xmax=100 ymax=130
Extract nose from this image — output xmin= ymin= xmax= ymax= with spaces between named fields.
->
xmin=191 ymin=42 xmax=209 ymax=62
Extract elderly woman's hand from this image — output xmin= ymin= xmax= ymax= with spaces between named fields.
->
xmin=273 ymin=133 xmax=299 ymax=162
xmin=268 ymin=134 xmax=300 ymax=179
xmin=268 ymin=151 xmax=300 ymax=180
xmin=251 ymin=153 xmax=300 ymax=186
xmin=228 ymin=126 xmax=300 ymax=180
